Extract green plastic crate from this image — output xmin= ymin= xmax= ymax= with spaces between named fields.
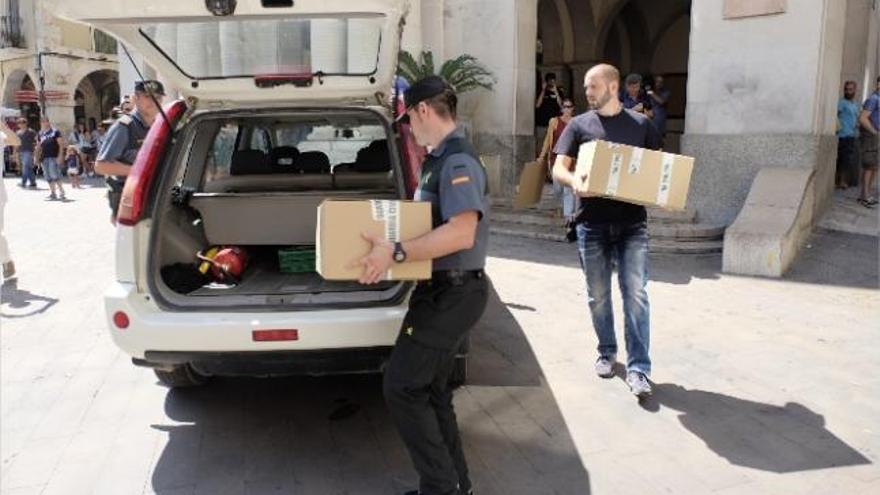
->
xmin=278 ymin=247 xmax=316 ymax=273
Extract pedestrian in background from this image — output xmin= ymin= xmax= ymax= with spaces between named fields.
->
xmin=858 ymin=76 xmax=880 ymax=208
xmin=1 ymin=119 xmax=21 ymax=280
xmin=647 ymin=75 xmax=671 ymax=138
xmin=621 ymin=73 xmax=653 ymax=119
xmin=538 ymin=97 xmax=577 ymax=228
xmin=37 ymin=116 xmax=65 ymax=201
xmin=14 ymin=118 xmax=37 ymax=188
xmin=553 ymin=63 xmax=662 ymax=397
xmin=535 ymin=72 xmax=564 ymax=153
xmin=64 ymin=145 xmax=82 ymax=189
xmin=837 ymin=80 xmax=860 ymax=190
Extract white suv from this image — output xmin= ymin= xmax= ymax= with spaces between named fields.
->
xmin=51 ymin=0 xmax=468 ymax=387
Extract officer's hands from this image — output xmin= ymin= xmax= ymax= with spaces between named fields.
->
xmin=354 ymin=232 xmax=394 ymax=285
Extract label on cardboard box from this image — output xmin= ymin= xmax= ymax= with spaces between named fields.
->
xmin=316 ymin=199 xmax=432 ymax=281
xmin=575 ymin=140 xmax=694 ymax=211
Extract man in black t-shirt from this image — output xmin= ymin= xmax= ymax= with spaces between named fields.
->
xmin=552 ymin=63 xmax=662 ymax=398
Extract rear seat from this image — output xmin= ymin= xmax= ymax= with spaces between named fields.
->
xmin=205 ymin=147 xmax=333 ymax=193
xmin=333 ymin=139 xmax=394 ymax=189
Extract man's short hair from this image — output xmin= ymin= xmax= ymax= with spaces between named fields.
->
xmin=424 ymin=87 xmax=458 ymax=121
xmin=545 ymin=72 xmax=557 ymax=82
xmin=844 ymin=80 xmax=857 ymax=87
xmin=585 ymin=64 xmax=621 ymax=87
xmin=625 ymin=73 xmax=643 ymax=86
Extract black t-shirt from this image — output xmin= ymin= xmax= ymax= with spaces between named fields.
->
xmin=17 ymin=128 xmax=36 ymax=152
xmin=536 ymin=87 xmax=563 ymax=127
xmin=38 ymin=128 xmax=62 ymax=158
xmin=553 ymin=109 xmax=663 ymax=224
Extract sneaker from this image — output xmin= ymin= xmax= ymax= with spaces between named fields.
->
xmin=595 ymin=356 xmax=616 ymax=378
xmin=2 ymin=261 xmax=15 ymax=279
xmin=858 ymin=198 xmax=876 ymax=209
xmin=626 ymin=371 xmax=652 ymax=397
xmin=59 ymin=193 xmax=66 ymax=200
xmin=47 ymin=193 xmax=57 ymax=200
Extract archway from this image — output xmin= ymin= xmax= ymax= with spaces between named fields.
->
xmin=2 ymin=70 xmax=41 ymax=128
xmin=74 ymin=69 xmax=119 ymax=131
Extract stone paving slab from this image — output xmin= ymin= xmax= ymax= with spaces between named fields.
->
xmin=2 ymin=179 xmax=879 ymax=494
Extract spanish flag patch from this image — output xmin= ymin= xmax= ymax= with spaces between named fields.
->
xmin=451 ymin=176 xmax=471 ymax=185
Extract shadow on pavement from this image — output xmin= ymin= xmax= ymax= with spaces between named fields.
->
xmin=632 ymin=379 xmax=871 ymax=473
xmin=148 ymin=284 xmax=591 ymax=495
xmin=1 ymin=278 xmax=59 ymax=318
xmin=783 ymin=228 xmax=879 ymax=290
xmin=489 ymin=234 xmax=722 ymax=286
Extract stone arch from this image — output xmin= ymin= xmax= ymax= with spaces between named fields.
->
xmin=2 ymin=69 xmax=35 ymax=109
xmin=73 ymin=69 xmax=120 ymax=131
xmin=538 ymin=0 xmax=575 ymax=64
xmin=598 ymin=1 xmax=652 ymax=74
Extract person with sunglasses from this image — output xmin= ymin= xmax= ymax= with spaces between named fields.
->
xmin=538 ymin=98 xmax=578 ymax=231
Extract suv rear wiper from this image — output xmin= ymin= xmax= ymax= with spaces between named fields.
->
xmin=254 ymin=72 xmax=325 ymax=89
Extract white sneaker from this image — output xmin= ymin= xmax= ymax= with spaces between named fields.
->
xmin=626 ymin=371 xmax=652 ymax=397
xmin=595 ymin=356 xmax=616 ymax=378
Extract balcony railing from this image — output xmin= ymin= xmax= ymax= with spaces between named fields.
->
xmin=93 ymin=29 xmax=117 ymax=55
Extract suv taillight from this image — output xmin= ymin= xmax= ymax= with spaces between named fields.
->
xmin=117 ymin=100 xmax=188 ymax=226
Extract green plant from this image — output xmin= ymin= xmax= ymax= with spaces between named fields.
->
xmin=398 ymin=50 xmax=495 ymax=94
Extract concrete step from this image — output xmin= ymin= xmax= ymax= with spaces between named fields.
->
xmin=490 ymin=221 xmax=724 ymax=254
xmin=491 ymin=209 xmax=722 ymax=240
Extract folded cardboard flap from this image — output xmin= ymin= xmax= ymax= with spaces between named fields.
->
xmin=575 ymin=140 xmax=694 ymax=211
xmin=316 ymin=199 xmax=432 ymax=280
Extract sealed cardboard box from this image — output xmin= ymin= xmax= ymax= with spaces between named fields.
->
xmin=513 ymin=160 xmax=545 ymax=208
xmin=575 ymin=140 xmax=694 ymax=210
xmin=316 ymin=199 xmax=432 ymax=280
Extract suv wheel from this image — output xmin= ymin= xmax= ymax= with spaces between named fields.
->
xmin=154 ymin=364 xmax=209 ymax=388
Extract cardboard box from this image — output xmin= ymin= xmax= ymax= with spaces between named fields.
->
xmin=316 ymin=199 xmax=432 ymax=280
xmin=513 ymin=160 xmax=546 ymax=208
xmin=575 ymin=140 xmax=694 ymax=210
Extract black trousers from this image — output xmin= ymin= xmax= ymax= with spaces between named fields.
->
xmin=383 ymin=275 xmax=489 ymax=495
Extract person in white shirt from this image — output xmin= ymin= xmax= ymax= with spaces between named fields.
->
xmin=1 ymin=118 xmax=22 ymax=280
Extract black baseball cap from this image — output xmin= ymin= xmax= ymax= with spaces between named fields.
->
xmin=396 ymin=75 xmax=453 ymax=124
xmin=134 ymin=80 xmax=165 ymax=96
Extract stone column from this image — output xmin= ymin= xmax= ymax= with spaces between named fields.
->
xmin=682 ymin=0 xmax=847 ymax=227
xmin=443 ymin=0 xmax=538 ymax=197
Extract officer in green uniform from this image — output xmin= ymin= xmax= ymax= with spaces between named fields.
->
xmin=95 ymin=80 xmax=165 ymax=223
xmin=358 ymin=76 xmax=490 ymax=495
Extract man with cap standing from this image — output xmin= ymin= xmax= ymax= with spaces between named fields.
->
xmin=358 ymin=76 xmax=490 ymax=495
xmin=95 ymin=80 xmax=165 ymax=223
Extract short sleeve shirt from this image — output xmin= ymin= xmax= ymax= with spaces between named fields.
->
xmin=863 ymin=92 xmax=880 ymax=133
xmin=414 ymin=128 xmax=490 ymax=271
xmin=97 ymin=112 xmax=149 ymax=165
xmin=838 ymin=98 xmax=860 ymax=138
xmin=16 ymin=128 xmax=36 ymax=152
xmin=554 ymin=109 xmax=663 ymax=224
xmin=38 ymin=128 xmax=62 ymax=158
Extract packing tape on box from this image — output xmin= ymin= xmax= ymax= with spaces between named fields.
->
xmin=628 ymin=148 xmax=643 ymax=175
xmin=656 ymin=153 xmax=675 ymax=207
xmin=370 ymin=200 xmax=402 ymax=280
xmin=605 ymin=152 xmax=624 ymax=196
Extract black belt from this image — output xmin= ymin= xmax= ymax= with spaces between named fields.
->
xmin=429 ymin=269 xmax=484 ymax=286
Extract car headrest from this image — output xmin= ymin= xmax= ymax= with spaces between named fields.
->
xmin=230 ymin=149 xmax=271 ymax=175
xmin=268 ymin=146 xmax=301 ymax=173
xmin=296 ymin=151 xmax=331 ymax=174
xmin=354 ymin=139 xmax=391 ymax=172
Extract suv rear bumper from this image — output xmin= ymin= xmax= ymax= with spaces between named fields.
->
xmin=136 ymin=347 xmax=393 ymax=376
xmin=105 ymin=282 xmax=407 ymax=360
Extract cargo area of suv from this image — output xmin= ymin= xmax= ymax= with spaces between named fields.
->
xmin=147 ymin=108 xmax=411 ymax=310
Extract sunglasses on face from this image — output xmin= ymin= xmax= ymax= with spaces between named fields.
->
xmin=563 ymin=104 xmax=574 ymax=109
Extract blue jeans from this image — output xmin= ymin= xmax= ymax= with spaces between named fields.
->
xmin=576 ymin=220 xmax=651 ymax=375
xmin=42 ymin=157 xmax=61 ymax=182
xmin=19 ymin=151 xmax=35 ymax=186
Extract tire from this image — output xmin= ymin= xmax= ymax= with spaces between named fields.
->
xmin=154 ymin=364 xmax=209 ymax=388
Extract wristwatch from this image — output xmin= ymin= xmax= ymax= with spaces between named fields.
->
xmin=393 ymin=242 xmax=407 ymax=263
